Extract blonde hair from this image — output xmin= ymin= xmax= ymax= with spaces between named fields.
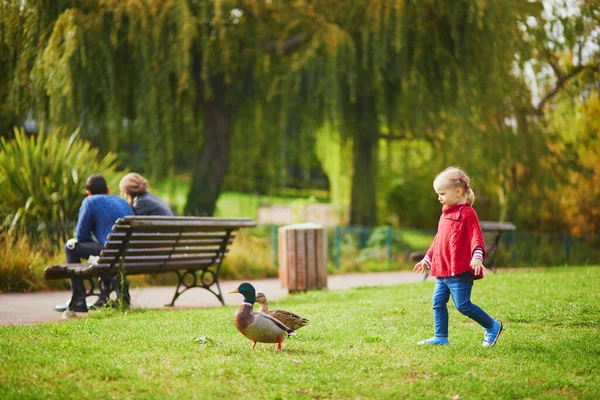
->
xmin=119 ymin=173 xmax=148 ymax=206
xmin=433 ymin=166 xmax=476 ymax=205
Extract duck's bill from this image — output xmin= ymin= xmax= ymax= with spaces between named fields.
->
xmin=227 ymin=288 xmax=240 ymax=294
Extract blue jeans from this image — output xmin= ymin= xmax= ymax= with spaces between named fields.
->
xmin=432 ymin=276 xmax=495 ymax=337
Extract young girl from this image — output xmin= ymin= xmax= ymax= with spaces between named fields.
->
xmin=413 ymin=167 xmax=502 ymax=347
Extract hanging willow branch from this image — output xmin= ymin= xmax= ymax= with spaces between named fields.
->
xmin=261 ymin=32 xmax=305 ymax=54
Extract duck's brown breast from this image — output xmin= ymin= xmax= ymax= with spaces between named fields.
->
xmin=234 ymin=303 xmax=254 ymax=334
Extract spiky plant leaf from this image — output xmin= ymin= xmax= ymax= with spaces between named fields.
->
xmin=0 ymin=126 xmax=124 ymax=240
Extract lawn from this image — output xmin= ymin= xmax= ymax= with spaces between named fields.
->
xmin=0 ymin=267 xmax=598 ymax=399
xmin=154 ymin=175 xmax=327 ymax=219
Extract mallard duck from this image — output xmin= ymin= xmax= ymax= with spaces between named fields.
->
xmin=255 ymin=292 xmax=309 ymax=331
xmin=228 ymin=283 xmax=295 ymax=351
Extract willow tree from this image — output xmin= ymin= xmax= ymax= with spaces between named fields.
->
xmin=1 ymin=0 xmax=345 ymax=215
xmin=0 ymin=1 xmax=21 ymax=135
xmin=268 ymin=1 xmax=539 ymax=226
xmin=3 ymin=0 xmax=585 ymax=226
xmin=0 ymin=1 xmax=74 ymax=135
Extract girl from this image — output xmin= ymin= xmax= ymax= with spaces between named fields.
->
xmin=413 ymin=167 xmax=502 ymax=347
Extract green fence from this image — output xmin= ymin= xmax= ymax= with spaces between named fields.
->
xmin=269 ymin=225 xmax=600 ymax=270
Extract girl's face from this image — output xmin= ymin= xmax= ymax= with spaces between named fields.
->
xmin=433 ymin=179 xmax=466 ymax=207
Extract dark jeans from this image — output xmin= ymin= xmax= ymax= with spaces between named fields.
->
xmin=65 ymin=241 xmax=129 ymax=309
xmin=432 ymin=276 xmax=495 ymax=338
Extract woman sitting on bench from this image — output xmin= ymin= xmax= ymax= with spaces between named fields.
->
xmin=119 ymin=173 xmax=174 ymax=216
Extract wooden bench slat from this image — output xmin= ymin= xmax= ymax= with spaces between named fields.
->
xmin=108 ymin=232 xmax=237 ymax=241
xmin=103 ymin=238 xmax=234 ymax=250
xmin=479 ymin=221 xmax=516 ymax=231
xmin=100 ymin=247 xmax=226 ymax=258
xmin=119 ymin=215 xmax=254 ymax=224
xmin=126 ymin=219 xmax=254 ymax=228
xmin=98 ymin=252 xmax=221 ymax=263
xmin=116 ymin=218 xmax=256 ymax=229
xmin=112 ymin=225 xmax=238 ymax=234
xmin=98 ymin=250 xmax=228 ymax=264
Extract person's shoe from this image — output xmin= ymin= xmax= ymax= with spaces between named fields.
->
xmin=483 ymin=320 xmax=503 ymax=347
xmin=90 ymin=298 xmax=108 ymax=310
xmin=68 ymin=302 xmax=88 ymax=313
xmin=54 ymin=304 xmax=68 ymax=312
xmin=55 ymin=301 xmax=94 ymax=312
xmin=62 ymin=310 xmax=78 ymax=319
xmin=417 ymin=336 xmax=449 ymax=345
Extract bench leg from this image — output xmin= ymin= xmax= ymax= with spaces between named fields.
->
xmin=68 ymin=278 xmax=88 ymax=309
xmin=68 ymin=277 xmax=101 ymax=310
xmin=167 ymin=270 xmax=225 ymax=306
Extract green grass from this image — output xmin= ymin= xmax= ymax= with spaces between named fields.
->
xmin=400 ymin=229 xmax=435 ymax=251
xmin=154 ymin=175 xmax=327 ymax=219
xmin=1 ymin=267 xmax=599 ymax=399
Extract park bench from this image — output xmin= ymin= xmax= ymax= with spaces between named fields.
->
xmin=43 ymin=216 xmax=256 ymax=307
xmin=409 ymin=221 xmax=516 ymax=280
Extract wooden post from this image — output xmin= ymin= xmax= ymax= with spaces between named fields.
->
xmin=278 ymin=223 xmax=328 ymax=292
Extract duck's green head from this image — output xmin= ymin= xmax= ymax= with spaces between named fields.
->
xmin=228 ymin=282 xmax=256 ymax=304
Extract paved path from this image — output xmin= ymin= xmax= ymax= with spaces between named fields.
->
xmin=0 ymin=271 xmax=425 ymax=326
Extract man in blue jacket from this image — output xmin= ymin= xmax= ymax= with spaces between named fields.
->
xmin=55 ymin=174 xmax=134 ymax=313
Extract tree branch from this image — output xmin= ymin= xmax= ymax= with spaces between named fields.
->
xmin=546 ymin=53 xmax=563 ymax=80
xmin=236 ymin=2 xmax=306 ymax=54
xmin=261 ymin=32 xmax=305 ymax=54
xmin=536 ymin=64 xmax=586 ymax=115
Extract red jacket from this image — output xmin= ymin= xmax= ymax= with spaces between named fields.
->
xmin=426 ymin=204 xmax=486 ymax=279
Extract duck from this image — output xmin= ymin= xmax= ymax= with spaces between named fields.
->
xmin=228 ymin=282 xmax=295 ymax=351
xmin=256 ymin=292 xmax=309 ymax=331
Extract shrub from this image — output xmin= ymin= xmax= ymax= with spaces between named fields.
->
xmin=0 ymin=231 xmax=65 ymax=292
xmin=357 ymin=226 xmax=411 ymax=263
xmin=387 ymin=173 xmax=440 ymax=229
xmin=220 ymin=228 xmax=278 ymax=280
xmin=0 ymin=126 xmax=124 ymax=240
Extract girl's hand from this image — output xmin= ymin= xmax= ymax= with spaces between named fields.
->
xmin=413 ymin=261 xmax=428 ymax=274
xmin=470 ymin=258 xmax=486 ymax=275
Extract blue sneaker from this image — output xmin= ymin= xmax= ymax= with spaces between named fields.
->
xmin=483 ymin=321 xmax=503 ymax=347
xmin=417 ymin=336 xmax=449 ymax=345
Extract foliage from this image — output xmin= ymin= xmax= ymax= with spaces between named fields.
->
xmin=315 ymin=125 xmax=352 ymax=222
xmin=153 ymin=173 xmax=328 ymax=221
xmin=398 ymin=229 xmax=435 ymax=252
xmin=0 ymin=267 xmax=599 ymax=398
xmin=357 ymin=226 xmax=410 ymax=263
xmin=1 ymin=0 xmax=599 ymax=232
xmin=556 ymin=91 xmax=600 ymax=236
xmin=0 ymin=231 xmax=65 ymax=293
xmin=0 ymin=126 xmax=123 ymax=238
xmin=387 ymin=170 xmax=441 ymax=229
xmin=219 ymin=227 xmax=278 ymax=280
xmin=480 ymin=0 xmax=600 ymax=229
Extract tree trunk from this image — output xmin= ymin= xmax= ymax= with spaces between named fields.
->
xmin=349 ymin=130 xmax=379 ymax=227
xmin=184 ymin=88 xmax=231 ymax=216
